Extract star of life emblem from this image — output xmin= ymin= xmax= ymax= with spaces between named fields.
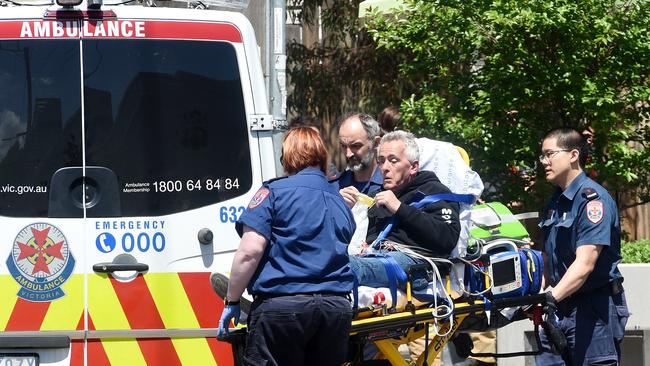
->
xmin=6 ymin=223 xmax=76 ymax=302
xmin=586 ymin=201 xmax=604 ymax=224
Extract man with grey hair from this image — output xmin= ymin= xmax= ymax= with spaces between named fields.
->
xmin=347 ymin=131 xmax=462 ymax=364
xmin=366 ymin=130 xmax=461 ymax=255
xmin=336 ymin=112 xmax=383 ymax=206
xmin=349 ymin=130 xmax=461 ymax=286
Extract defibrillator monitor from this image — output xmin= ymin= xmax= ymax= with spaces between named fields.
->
xmin=488 ymin=252 xmax=523 ymax=297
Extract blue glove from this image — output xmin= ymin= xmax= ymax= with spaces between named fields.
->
xmin=217 ymin=304 xmax=241 ymax=338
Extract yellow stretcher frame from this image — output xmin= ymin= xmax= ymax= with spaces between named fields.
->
xmin=221 ymin=294 xmax=547 ymax=366
xmin=350 ymin=306 xmax=472 ymax=366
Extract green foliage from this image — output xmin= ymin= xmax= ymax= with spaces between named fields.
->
xmin=367 ymin=0 xmax=650 ymax=210
xmin=286 ymin=0 xmax=416 ymax=161
xmin=621 ymin=240 xmax=650 ymax=263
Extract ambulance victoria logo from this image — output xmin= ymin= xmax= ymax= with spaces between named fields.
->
xmin=6 ymin=223 xmax=76 ymax=302
xmin=586 ymin=201 xmax=604 ymax=224
xmin=248 ymin=187 xmax=270 ymax=209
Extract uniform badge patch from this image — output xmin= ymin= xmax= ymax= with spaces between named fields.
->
xmin=248 ymin=187 xmax=270 ymax=209
xmin=586 ymin=201 xmax=604 ymax=224
xmin=6 ymin=223 xmax=76 ymax=302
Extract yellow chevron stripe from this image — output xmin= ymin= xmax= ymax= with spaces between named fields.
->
xmin=87 ymin=273 xmax=130 ymax=330
xmin=0 ymin=275 xmax=19 ymax=331
xmin=41 ymin=274 xmax=84 ymax=331
xmin=145 ymin=273 xmax=200 ymax=328
xmin=171 ymin=338 xmax=217 ymax=366
xmin=101 ymin=338 xmax=147 ymax=366
xmin=88 ymin=274 xmax=149 ymax=365
xmin=145 ymin=273 xmax=216 ymax=366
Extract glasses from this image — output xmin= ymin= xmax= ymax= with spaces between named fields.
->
xmin=538 ymin=149 xmax=572 ymax=163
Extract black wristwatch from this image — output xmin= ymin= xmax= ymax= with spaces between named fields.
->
xmin=224 ymin=298 xmax=240 ymax=306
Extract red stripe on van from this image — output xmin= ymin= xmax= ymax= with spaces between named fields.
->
xmin=0 ymin=21 xmax=31 ymax=39
xmin=207 ymin=337 xmax=235 ymax=366
xmin=179 ymin=272 xmax=234 ymax=366
xmin=70 ymin=316 xmax=85 ymax=366
xmin=0 ymin=20 xmax=242 ymax=42
xmin=109 ymin=276 xmax=185 ymax=365
xmin=70 ymin=340 xmax=84 ymax=366
xmin=135 ymin=21 xmax=242 ymax=42
xmin=4 ymin=299 xmax=50 ymax=331
xmin=87 ymin=339 xmax=112 ymax=366
xmin=178 ymin=272 xmax=222 ymax=327
xmin=84 ymin=314 xmax=114 ymax=366
xmin=87 ymin=312 xmax=96 ymax=330
xmin=109 ymin=275 xmax=166 ymax=329
xmin=137 ymin=338 xmax=182 ymax=366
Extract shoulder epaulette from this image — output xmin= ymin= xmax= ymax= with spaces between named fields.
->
xmin=265 ymin=175 xmax=288 ymax=185
xmin=581 ymin=187 xmax=599 ymax=200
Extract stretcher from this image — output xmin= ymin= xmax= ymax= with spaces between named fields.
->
xmin=218 ymin=290 xmax=556 ymax=366
xmin=337 ymin=248 xmax=557 ymax=365
xmin=346 ymin=293 xmax=549 ymax=366
xmin=218 ymin=201 xmax=562 ymax=365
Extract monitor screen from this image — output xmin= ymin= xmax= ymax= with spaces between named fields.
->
xmin=493 ymin=258 xmax=516 ymax=286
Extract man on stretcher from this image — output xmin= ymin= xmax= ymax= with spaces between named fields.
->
xmin=347 ymin=130 xmax=462 ymax=291
xmin=210 ymin=130 xmax=462 ymax=312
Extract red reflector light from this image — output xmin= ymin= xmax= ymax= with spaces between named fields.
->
xmin=43 ymin=10 xmax=117 ymax=19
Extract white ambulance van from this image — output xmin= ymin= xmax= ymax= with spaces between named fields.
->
xmin=0 ymin=2 xmax=280 ymax=365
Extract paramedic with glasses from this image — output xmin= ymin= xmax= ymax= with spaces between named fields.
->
xmin=536 ymin=127 xmax=628 ymax=366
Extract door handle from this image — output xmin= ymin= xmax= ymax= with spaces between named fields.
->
xmin=93 ymin=262 xmax=149 ymax=273
xmin=93 ymin=253 xmax=148 ymax=274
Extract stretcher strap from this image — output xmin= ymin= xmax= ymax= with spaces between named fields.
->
xmin=352 ymin=276 xmax=359 ymax=309
xmin=371 ymin=193 xmax=476 ymax=249
xmin=483 ymin=296 xmax=492 ymax=311
xmin=411 ymin=193 xmax=476 ymax=209
xmin=377 ymin=255 xmax=407 ymax=310
xmin=424 ymin=322 xmax=430 ymax=363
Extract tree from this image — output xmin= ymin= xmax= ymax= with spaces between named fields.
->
xmin=367 ymin=0 xmax=650 ymax=211
xmin=286 ymin=0 xmax=415 ymax=166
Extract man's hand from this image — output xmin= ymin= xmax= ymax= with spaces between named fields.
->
xmin=374 ymin=190 xmax=401 ymax=214
xmin=339 ymin=186 xmax=360 ymax=208
xmin=217 ymin=304 xmax=241 ymax=338
xmin=541 ymin=291 xmax=567 ymax=355
xmin=543 ymin=291 xmax=558 ymax=317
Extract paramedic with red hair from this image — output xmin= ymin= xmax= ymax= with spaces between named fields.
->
xmin=217 ymin=127 xmax=356 ymax=366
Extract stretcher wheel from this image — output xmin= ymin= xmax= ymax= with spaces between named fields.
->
xmin=452 ymin=333 xmax=473 ymax=359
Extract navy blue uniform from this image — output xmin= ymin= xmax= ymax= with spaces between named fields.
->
xmin=335 ymin=167 xmax=383 ymax=195
xmin=235 ymin=167 xmax=355 ymax=366
xmin=536 ymin=172 xmax=629 ymax=366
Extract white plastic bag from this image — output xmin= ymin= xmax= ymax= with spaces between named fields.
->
xmin=348 ymin=196 xmax=374 ymax=255
xmin=416 ymin=138 xmax=484 ymax=258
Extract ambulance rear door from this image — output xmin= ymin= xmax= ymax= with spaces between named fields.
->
xmin=0 ymin=7 xmax=86 ymax=366
xmin=80 ymin=7 xmax=266 ymax=366
xmin=2 ymin=5 xmax=269 ymax=366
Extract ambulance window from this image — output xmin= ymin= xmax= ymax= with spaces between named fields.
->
xmin=83 ymin=39 xmax=251 ymax=216
xmin=0 ymin=40 xmax=82 ymax=218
